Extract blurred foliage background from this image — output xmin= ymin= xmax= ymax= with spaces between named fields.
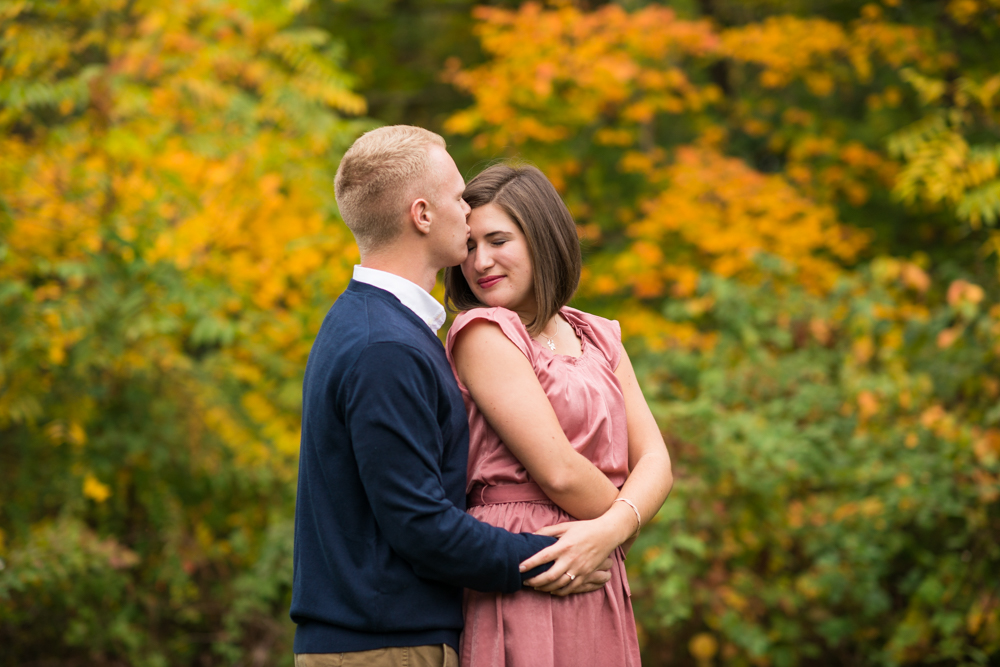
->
xmin=1 ymin=0 xmax=998 ymax=665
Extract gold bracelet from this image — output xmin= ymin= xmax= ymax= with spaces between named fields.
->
xmin=614 ymin=497 xmax=641 ymax=538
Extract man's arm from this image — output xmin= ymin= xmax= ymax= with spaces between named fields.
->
xmin=344 ymin=342 xmax=554 ymax=594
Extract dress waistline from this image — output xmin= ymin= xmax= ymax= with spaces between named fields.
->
xmin=467 ymin=482 xmax=553 ymax=507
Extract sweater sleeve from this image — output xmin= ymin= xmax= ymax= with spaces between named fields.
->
xmin=343 ymin=342 xmax=555 ymax=593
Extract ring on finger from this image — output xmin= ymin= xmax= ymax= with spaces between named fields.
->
xmin=566 ymin=572 xmax=575 ymax=581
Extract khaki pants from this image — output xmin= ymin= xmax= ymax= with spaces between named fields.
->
xmin=294 ymin=644 xmax=458 ymax=667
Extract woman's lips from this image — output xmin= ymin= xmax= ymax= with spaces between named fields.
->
xmin=477 ymin=275 xmax=504 ymax=289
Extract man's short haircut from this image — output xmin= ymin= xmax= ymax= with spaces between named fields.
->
xmin=445 ymin=163 xmax=582 ymax=336
xmin=335 ymin=125 xmax=447 ymax=253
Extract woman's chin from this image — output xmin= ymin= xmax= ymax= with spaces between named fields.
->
xmin=476 ymin=294 xmax=511 ymax=310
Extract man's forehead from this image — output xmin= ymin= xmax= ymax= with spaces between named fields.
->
xmin=429 ymin=145 xmax=464 ymax=188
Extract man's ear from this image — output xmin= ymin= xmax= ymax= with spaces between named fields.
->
xmin=408 ymin=197 xmax=432 ymax=236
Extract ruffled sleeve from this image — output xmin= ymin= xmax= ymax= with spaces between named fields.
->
xmin=446 ymin=308 xmax=535 ymax=391
xmin=564 ymin=307 xmax=622 ymax=371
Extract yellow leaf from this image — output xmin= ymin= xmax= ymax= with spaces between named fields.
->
xmin=689 ymin=633 xmax=718 ymax=661
xmin=900 ymin=263 xmax=930 ymax=292
xmin=973 ymin=429 xmax=1000 ymax=464
xmin=857 ymin=391 xmax=879 ymax=420
xmin=68 ymin=422 xmax=87 ymax=447
xmin=937 ymin=327 xmax=961 ymax=348
xmin=83 ymin=474 xmax=111 ymax=503
xmin=947 ymin=279 xmax=985 ymax=306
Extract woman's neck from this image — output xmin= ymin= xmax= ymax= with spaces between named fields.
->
xmin=519 ymin=310 xmax=561 ymax=338
xmin=515 ymin=309 xmax=537 ymax=327
xmin=513 ymin=295 xmax=542 ymax=329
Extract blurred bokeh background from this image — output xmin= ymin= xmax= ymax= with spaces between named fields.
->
xmin=1 ymin=0 xmax=999 ymax=665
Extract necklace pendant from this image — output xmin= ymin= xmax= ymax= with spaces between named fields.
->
xmin=546 ymin=338 xmax=556 ymax=351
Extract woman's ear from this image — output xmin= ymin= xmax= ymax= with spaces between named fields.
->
xmin=408 ymin=197 xmax=432 ymax=235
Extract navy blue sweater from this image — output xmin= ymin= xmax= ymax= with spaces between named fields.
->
xmin=291 ymin=280 xmax=555 ymax=654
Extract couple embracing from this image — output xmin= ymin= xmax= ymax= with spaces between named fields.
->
xmin=290 ymin=125 xmax=673 ymax=667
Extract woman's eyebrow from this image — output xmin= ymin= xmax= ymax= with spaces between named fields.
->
xmin=483 ymin=230 xmax=512 ymax=239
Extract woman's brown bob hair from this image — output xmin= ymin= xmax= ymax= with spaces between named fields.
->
xmin=445 ymin=163 xmax=581 ymax=336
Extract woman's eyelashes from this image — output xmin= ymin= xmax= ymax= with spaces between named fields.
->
xmin=467 ymin=238 xmax=509 ymax=251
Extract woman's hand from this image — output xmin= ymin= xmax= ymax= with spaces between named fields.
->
xmin=520 ymin=502 xmax=637 ymax=594
xmin=547 ymin=557 xmax=614 ymax=596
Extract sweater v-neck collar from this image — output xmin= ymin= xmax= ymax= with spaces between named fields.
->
xmin=347 ymin=280 xmax=445 ymax=348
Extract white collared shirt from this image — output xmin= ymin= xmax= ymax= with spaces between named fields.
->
xmin=352 ymin=265 xmax=447 ymax=334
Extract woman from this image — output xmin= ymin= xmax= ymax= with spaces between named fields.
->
xmin=444 ymin=163 xmax=673 ymax=667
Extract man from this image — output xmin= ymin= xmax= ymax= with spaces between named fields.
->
xmin=290 ymin=126 xmax=607 ymax=667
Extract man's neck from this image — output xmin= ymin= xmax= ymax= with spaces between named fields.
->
xmin=359 ymin=253 xmax=438 ymax=294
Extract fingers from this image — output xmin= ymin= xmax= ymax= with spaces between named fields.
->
xmin=533 ymin=569 xmax=582 ymax=594
xmin=523 ymin=565 xmax=566 ymax=589
xmin=521 ymin=522 xmax=618 ymax=587
xmin=523 ymin=543 xmax=614 ymax=586
xmin=533 ymin=564 xmax=614 ymax=596
xmin=582 ymin=568 xmax=613 ymax=587
xmin=518 ymin=541 xmax=565 ymax=575
xmin=523 ymin=549 xmax=580 ymax=589
xmin=533 ymin=522 xmax=572 ymax=538
xmin=567 ymin=582 xmax=603 ymax=595
xmin=556 ymin=569 xmax=611 ymax=596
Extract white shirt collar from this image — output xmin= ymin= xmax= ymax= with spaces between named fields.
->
xmin=352 ymin=265 xmax=447 ymax=334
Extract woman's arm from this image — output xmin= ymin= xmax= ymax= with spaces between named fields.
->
xmin=451 ymin=319 xmax=619 ymax=520
xmin=520 ymin=344 xmax=673 ymax=594
xmin=612 ymin=342 xmax=674 ymax=550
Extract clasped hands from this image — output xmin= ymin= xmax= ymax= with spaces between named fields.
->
xmin=517 ymin=514 xmax=630 ymax=597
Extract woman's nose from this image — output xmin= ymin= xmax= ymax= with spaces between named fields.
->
xmin=474 ymin=245 xmax=494 ymax=273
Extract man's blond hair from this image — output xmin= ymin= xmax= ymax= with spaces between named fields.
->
xmin=334 ymin=125 xmax=447 ymax=253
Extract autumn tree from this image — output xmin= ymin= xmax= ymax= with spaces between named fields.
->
xmin=445 ymin=1 xmax=1000 ymax=664
xmin=0 ymin=0 xmax=364 ymax=663
xmin=3 ymin=0 xmax=998 ymax=664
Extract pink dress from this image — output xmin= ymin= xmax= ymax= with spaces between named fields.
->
xmin=445 ymin=306 xmax=641 ymax=667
